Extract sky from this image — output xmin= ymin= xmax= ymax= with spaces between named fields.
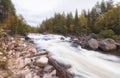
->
xmin=11 ymin=0 xmax=120 ymax=27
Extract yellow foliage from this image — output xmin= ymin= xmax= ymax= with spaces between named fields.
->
xmin=3 ymin=13 xmax=18 ymax=29
xmin=79 ymin=13 xmax=88 ymax=27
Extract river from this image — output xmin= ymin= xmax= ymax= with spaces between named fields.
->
xmin=28 ymin=33 xmax=120 ymax=78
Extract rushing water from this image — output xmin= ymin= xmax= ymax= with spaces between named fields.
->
xmin=28 ymin=34 xmax=120 ymax=78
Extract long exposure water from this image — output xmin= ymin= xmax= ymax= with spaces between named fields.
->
xmin=28 ymin=34 xmax=120 ymax=78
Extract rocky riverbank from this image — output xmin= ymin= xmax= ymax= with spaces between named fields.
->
xmin=0 ymin=31 xmax=72 ymax=78
xmin=68 ymin=33 xmax=120 ymax=56
xmin=1 ymin=31 xmax=120 ymax=78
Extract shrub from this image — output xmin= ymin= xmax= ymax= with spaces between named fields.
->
xmin=99 ymin=29 xmax=115 ymax=38
xmin=112 ymin=35 xmax=120 ymax=40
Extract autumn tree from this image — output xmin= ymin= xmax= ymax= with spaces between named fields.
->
xmin=79 ymin=13 xmax=88 ymax=34
xmin=95 ymin=4 xmax=120 ymax=35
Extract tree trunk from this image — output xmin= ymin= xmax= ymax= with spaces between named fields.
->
xmin=48 ymin=57 xmax=73 ymax=78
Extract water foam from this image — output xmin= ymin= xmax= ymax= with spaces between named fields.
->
xmin=28 ymin=33 xmax=120 ymax=78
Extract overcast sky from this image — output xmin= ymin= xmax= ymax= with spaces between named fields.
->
xmin=11 ymin=0 xmax=119 ymax=26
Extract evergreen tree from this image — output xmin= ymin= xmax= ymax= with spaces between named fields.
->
xmin=0 ymin=0 xmax=15 ymax=23
xmin=74 ymin=9 xmax=79 ymax=26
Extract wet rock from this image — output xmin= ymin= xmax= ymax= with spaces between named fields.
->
xmin=35 ymin=56 xmax=48 ymax=67
xmin=99 ymin=38 xmax=116 ymax=51
xmin=44 ymin=65 xmax=53 ymax=73
xmin=88 ymin=38 xmax=99 ymax=50
xmin=60 ymin=37 xmax=65 ymax=40
xmin=64 ymin=64 xmax=71 ymax=69
xmin=25 ymin=36 xmax=30 ymax=40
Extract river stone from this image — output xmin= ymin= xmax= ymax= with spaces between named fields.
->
xmin=36 ymin=56 xmax=48 ymax=67
xmin=7 ymin=43 xmax=14 ymax=50
xmin=43 ymin=70 xmax=56 ymax=78
xmin=99 ymin=38 xmax=116 ymax=51
xmin=24 ymin=58 xmax=31 ymax=65
xmin=0 ymin=52 xmax=3 ymax=55
xmin=29 ymin=47 xmax=37 ymax=53
xmin=44 ymin=65 xmax=53 ymax=73
xmin=10 ymin=74 xmax=25 ymax=78
xmin=88 ymin=38 xmax=99 ymax=50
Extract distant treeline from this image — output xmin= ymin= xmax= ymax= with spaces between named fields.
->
xmin=0 ymin=0 xmax=37 ymax=35
xmin=0 ymin=0 xmax=120 ymax=39
xmin=38 ymin=0 xmax=120 ymax=39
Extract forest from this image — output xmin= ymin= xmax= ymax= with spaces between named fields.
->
xmin=0 ymin=0 xmax=120 ymax=39
xmin=0 ymin=0 xmax=37 ymax=35
xmin=39 ymin=0 xmax=120 ymax=39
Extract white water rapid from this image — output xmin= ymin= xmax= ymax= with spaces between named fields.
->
xmin=28 ymin=34 xmax=120 ymax=78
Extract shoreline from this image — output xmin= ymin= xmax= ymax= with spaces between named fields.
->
xmin=1 ymin=32 xmax=120 ymax=78
xmin=0 ymin=31 xmax=72 ymax=78
xmin=66 ymin=34 xmax=120 ymax=56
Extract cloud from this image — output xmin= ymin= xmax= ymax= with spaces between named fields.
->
xmin=11 ymin=0 xmax=120 ymax=27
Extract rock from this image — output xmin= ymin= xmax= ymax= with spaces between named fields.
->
xmin=33 ymin=74 xmax=40 ymax=78
xmin=25 ymin=36 xmax=30 ymax=40
xmin=64 ymin=64 xmax=71 ymax=69
xmin=99 ymin=38 xmax=116 ymax=51
xmin=16 ymin=57 xmax=25 ymax=68
xmin=43 ymin=70 xmax=56 ymax=78
xmin=7 ymin=43 xmax=14 ymax=50
xmin=0 ymin=75 xmax=3 ymax=78
xmin=115 ymin=43 xmax=120 ymax=50
xmin=35 ymin=56 xmax=48 ymax=67
xmin=88 ymin=33 xmax=98 ymax=39
xmin=24 ymin=58 xmax=31 ymax=65
xmin=20 ymin=38 xmax=25 ymax=41
xmin=0 ymin=57 xmax=7 ymax=61
xmin=10 ymin=74 xmax=25 ymax=78
xmin=0 ymin=52 xmax=3 ymax=55
xmin=44 ymin=65 xmax=53 ymax=73
xmin=88 ymin=38 xmax=99 ymax=50
xmin=0 ymin=70 xmax=8 ymax=78
xmin=60 ymin=37 xmax=65 ymax=40
xmin=29 ymin=47 xmax=37 ymax=53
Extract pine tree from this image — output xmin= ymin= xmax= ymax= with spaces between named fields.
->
xmin=74 ymin=9 xmax=79 ymax=26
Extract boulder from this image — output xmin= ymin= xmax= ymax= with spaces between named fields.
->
xmin=60 ymin=37 xmax=65 ymax=40
xmin=88 ymin=38 xmax=99 ymax=50
xmin=99 ymin=38 xmax=116 ymax=51
xmin=25 ymin=36 xmax=30 ymax=40
xmin=35 ymin=56 xmax=48 ymax=67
